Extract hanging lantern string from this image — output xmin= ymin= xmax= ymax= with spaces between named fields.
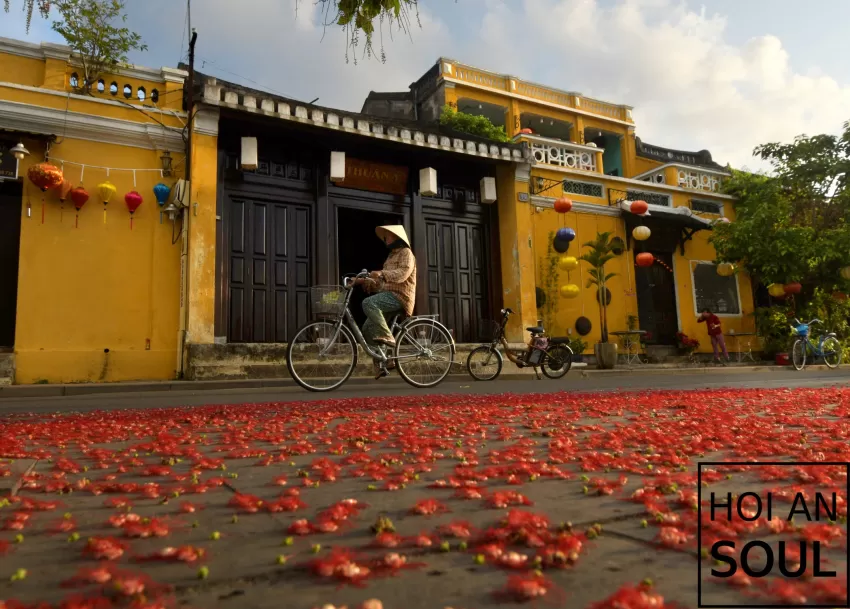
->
xmin=44 ymin=156 xmax=179 ymax=179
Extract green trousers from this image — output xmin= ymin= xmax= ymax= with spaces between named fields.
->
xmin=362 ymin=291 xmax=403 ymax=346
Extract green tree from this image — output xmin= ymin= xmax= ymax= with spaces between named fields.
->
xmin=711 ymin=120 xmax=850 ymax=300
xmin=439 ymin=105 xmax=511 ymax=143
xmin=580 ymin=232 xmax=617 ymax=344
xmin=50 ymin=0 xmax=147 ymax=94
xmin=3 ymin=0 xmax=50 ymax=33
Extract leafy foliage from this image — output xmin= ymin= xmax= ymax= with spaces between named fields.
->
xmin=579 ymin=232 xmax=617 ymax=344
xmin=304 ymin=0 xmax=421 ymax=64
xmin=711 ymin=120 xmax=850 ymax=295
xmin=536 ymin=232 xmax=561 ymax=332
xmin=439 ymin=105 xmax=511 ymax=143
xmin=4 ymin=0 xmax=50 ymax=33
xmin=49 ymin=0 xmax=146 ymax=94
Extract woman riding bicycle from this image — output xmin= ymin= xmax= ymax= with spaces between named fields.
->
xmin=352 ymin=225 xmax=417 ymax=379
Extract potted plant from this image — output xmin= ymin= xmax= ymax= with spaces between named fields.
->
xmin=676 ymin=331 xmax=700 ymax=358
xmin=568 ymin=337 xmax=588 ymax=363
xmin=580 ymin=232 xmax=618 ymax=369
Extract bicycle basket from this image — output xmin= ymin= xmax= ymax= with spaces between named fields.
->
xmin=478 ymin=320 xmax=501 ymax=342
xmin=311 ymin=286 xmax=346 ymax=316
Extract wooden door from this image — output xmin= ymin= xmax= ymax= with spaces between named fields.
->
xmin=227 ymin=196 xmax=311 ymax=343
xmin=0 ymin=183 xmax=21 ymax=348
xmin=425 ymin=219 xmax=488 ymax=343
xmin=635 ymin=251 xmax=678 ymax=345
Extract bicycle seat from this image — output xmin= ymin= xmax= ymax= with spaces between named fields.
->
xmin=526 ymin=326 xmax=545 ymax=335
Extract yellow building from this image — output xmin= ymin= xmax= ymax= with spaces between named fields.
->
xmin=392 ymin=59 xmax=756 ymax=359
xmin=0 ymin=37 xmax=755 ymax=385
xmin=0 ymin=36 xmax=187 ymax=384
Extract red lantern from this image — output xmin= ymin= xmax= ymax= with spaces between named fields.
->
xmin=27 ymin=162 xmax=63 ymax=224
xmin=833 ymin=292 xmax=847 ymax=302
xmin=554 ymin=197 xmax=572 ymax=214
xmin=784 ymin=282 xmax=802 ymax=295
xmin=519 ymin=128 xmax=533 ymax=135
xmin=636 ymin=252 xmax=655 ymax=267
xmin=70 ymin=187 xmax=89 ymax=228
xmin=125 ymin=191 xmax=143 ymax=230
xmin=629 ymin=200 xmax=648 ymax=215
xmin=27 ymin=163 xmax=63 ymax=192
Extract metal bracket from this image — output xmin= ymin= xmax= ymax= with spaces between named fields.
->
xmin=529 ymin=176 xmax=563 ymax=197
xmin=608 ymin=187 xmax=628 ymax=207
xmin=679 ymin=227 xmax=697 ymax=255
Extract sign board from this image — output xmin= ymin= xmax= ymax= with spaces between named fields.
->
xmin=0 ymin=141 xmax=20 ymax=180
xmin=517 ymin=192 xmax=529 ymax=202
xmin=338 ymin=158 xmax=409 ymax=196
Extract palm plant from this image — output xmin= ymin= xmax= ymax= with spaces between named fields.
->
xmin=579 ymin=232 xmax=618 ymax=344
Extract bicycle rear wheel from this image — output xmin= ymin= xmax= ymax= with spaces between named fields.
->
xmin=286 ymin=321 xmax=357 ymax=391
xmin=466 ymin=346 xmax=503 ymax=381
xmin=542 ymin=345 xmax=573 ymax=379
xmin=394 ymin=319 xmax=455 ymax=388
xmin=821 ymin=336 xmax=843 ymax=369
xmin=791 ymin=339 xmax=806 ymax=371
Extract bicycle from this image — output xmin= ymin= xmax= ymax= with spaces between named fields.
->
xmin=790 ymin=318 xmax=843 ymax=371
xmin=466 ymin=308 xmax=573 ymax=381
xmin=286 ymin=270 xmax=456 ymax=392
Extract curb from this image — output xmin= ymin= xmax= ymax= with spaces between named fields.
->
xmin=0 ymin=364 xmax=842 ymax=400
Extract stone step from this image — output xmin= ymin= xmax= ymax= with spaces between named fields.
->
xmin=186 ymin=342 xmax=581 ymax=381
xmin=0 ymin=354 xmax=14 ymax=386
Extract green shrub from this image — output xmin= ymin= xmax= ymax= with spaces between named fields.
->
xmin=439 ymin=105 xmax=510 ymax=143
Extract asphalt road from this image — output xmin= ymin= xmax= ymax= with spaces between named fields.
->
xmin=0 ymin=368 xmax=848 ymax=416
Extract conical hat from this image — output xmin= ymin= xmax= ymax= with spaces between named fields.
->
xmin=376 ymin=225 xmax=410 ymax=247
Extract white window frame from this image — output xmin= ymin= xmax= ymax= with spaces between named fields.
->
xmin=561 ymin=178 xmax=605 ymax=199
xmin=690 ymin=260 xmax=742 ymax=318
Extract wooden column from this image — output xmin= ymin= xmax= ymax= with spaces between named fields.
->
xmin=410 ymin=189 xmax=429 ymax=316
xmin=315 ymin=158 xmax=332 ymax=286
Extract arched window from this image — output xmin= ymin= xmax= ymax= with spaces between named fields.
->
xmin=150 ymin=89 xmax=159 ymax=104
xmin=137 ymin=87 xmax=146 ymax=102
xmin=69 ymin=73 xmax=79 ymax=88
xmin=123 ymin=84 xmax=132 ymax=99
xmin=110 ymin=82 xmax=118 ymax=96
xmin=96 ymin=79 xmax=105 ymax=93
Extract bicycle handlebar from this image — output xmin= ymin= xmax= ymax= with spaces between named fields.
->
xmin=793 ymin=318 xmax=822 ymax=326
xmin=343 ymin=269 xmax=370 ymax=289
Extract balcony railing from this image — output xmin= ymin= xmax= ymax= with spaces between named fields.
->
xmin=518 ymin=134 xmax=602 ymax=174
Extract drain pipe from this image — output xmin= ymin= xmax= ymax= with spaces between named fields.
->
xmin=177 ymin=29 xmax=198 ymax=379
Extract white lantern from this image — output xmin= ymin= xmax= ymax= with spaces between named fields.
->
xmin=330 ymin=151 xmax=346 ymax=183
xmin=479 ymin=177 xmax=497 ymax=204
xmin=717 ymin=262 xmax=735 ymax=277
xmin=632 ymin=225 xmax=651 ymax=241
xmin=420 ymin=167 xmax=437 ymax=197
xmin=841 ymin=266 xmax=850 ymax=281
xmin=241 ymin=137 xmax=258 ymax=171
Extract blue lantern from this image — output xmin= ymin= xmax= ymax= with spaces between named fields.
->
xmin=556 ymin=227 xmax=576 ymax=242
xmin=153 ymin=183 xmax=171 ymax=207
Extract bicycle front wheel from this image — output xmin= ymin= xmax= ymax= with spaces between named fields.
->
xmin=822 ymin=336 xmax=843 ymax=369
xmin=286 ymin=321 xmax=357 ymax=392
xmin=542 ymin=345 xmax=573 ymax=379
xmin=791 ymin=339 xmax=806 ymax=371
xmin=466 ymin=346 xmax=503 ymax=381
xmin=394 ymin=320 xmax=455 ymax=388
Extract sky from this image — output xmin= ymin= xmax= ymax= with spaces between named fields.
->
xmin=2 ymin=0 xmax=849 ymax=172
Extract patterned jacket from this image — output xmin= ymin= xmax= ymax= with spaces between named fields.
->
xmin=364 ymin=246 xmax=417 ymax=316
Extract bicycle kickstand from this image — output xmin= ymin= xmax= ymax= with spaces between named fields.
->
xmin=533 ymin=366 xmax=541 ymax=380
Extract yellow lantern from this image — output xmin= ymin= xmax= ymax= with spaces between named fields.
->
xmin=98 ymin=181 xmax=117 ymax=224
xmin=841 ymin=266 xmax=850 ymax=281
xmin=632 ymin=225 xmax=651 ymax=241
xmin=560 ymin=284 xmax=580 ymax=299
xmin=717 ymin=262 xmax=735 ymax=277
xmin=98 ymin=181 xmax=117 ymax=203
xmin=768 ymin=283 xmax=786 ymax=298
xmin=559 ymin=256 xmax=578 ymax=272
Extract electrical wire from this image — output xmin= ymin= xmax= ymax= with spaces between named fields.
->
xmin=197 ymin=56 xmax=296 ymax=100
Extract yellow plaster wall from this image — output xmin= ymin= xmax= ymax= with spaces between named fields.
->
xmin=0 ymin=54 xmax=44 ymax=88
xmin=495 ymin=164 xmax=538 ymax=342
xmin=185 ymin=131 xmax=218 ymax=346
xmin=14 ymin=139 xmax=184 ymax=384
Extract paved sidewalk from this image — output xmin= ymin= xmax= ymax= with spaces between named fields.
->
xmin=0 ymin=362 xmax=839 ymax=399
